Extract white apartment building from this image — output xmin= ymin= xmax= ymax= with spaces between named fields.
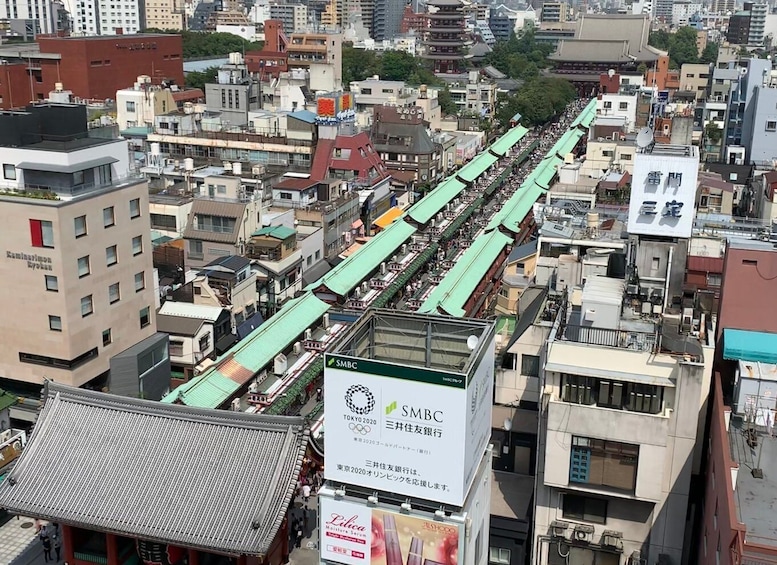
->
xmin=72 ymin=0 xmax=141 ymax=35
xmin=0 ymin=105 xmax=160 ymax=390
xmin=597 ymin=94 xmax=638 ymax=132
xmin=0 ymin=0 xmax=58 ymax=33
xmin=116 ymin=76 xmax=179 ymax=130
xmin=533 ymin=276 xmax=713 ymax=565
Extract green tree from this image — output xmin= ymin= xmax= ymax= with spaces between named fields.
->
xmin=380 ymin=51 xmax=417 ymax=81
xmin=180 ymin=31 xmax=262 ymax=59
xmin=438 ymin=88 xmax=458 ymax=116
xmin=484 ymin=28 xmax=555 ymax=81
xmin=185 ymin=66 xmax=219 ymax=90
xmin=669 ymin=26 xmax=701 ymax=68
xmin=700 ymin=42 xmax=719 ymax=64
xmin=705 ymin=122 xmax=723 ymax=145
xmin=648 ymin=29 xmax=671 ymax=50
xmin=341 ymin=44 xmax=380 ymax=86
xmin=496 ymin=77 xmax=575 ymax=128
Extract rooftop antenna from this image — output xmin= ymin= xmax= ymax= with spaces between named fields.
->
xmin=636 ymin=127 xmax=654 ymax=151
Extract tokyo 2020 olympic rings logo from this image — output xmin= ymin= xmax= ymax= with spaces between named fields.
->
xmin=349 ymin=423 xmax=372 ymax=435
xmin=344 ymin=384 xmax=375 ymax=415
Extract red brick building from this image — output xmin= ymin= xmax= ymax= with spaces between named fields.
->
xmin=0 ymin=34 xmax=184 ymax=109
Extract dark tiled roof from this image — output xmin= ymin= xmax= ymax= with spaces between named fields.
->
xmin=183 ymin=199 xmax=247 ymax=244
xmin=507 ymin=239 xmax=537 ymax=263
xmin=0 ymin=383 xmax=308 ymax=556
xmin=157 ymin=313 xmax=207 ymax=336
xmin=274 ymin=177 xmax=319 ymax=191
xmin=203 ymin=254 xmax=251 ymax=272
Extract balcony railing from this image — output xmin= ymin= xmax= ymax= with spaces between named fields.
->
xmin=560 ymin=323 xmax=658 ymax=353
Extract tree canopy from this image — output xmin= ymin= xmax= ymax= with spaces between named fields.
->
xmin=145 ymin=29 xmax=263 ymax=59
xmin=341 ymin=45 xmax=441 ymax=87
xmin=495 ymin=77 xmax=576 ymax=128
xmin=648 ymin=26 xmax=715 ymax=68
xmin=185 ymin=66 xmax=219 ymax=90
xmin=483 ymin=29 xmax=554 ymax=81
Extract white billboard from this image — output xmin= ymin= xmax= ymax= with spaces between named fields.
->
xmin=319 ymin=497 xmax=462 ymax=565
xmin=626 ymin=150 xmax=699 ymax=239
xmin=324 ymin=345 xmax=494 ymax=507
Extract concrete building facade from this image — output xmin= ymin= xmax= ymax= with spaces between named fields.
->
xmin=0 ymin=105 xmax=158 ymax=388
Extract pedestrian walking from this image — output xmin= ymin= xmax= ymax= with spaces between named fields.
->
xmin=295 ymin=524 xmax=304 ymax=548
xmin=42 ymin=535 xmax=53 ymax=563
xmin=53 ymin=534 xmax=62 ymax=561
xmin=302 ymin=507 xmax=309 ymax=533
xmin=302 ymin=483 xmax=311 ymax=504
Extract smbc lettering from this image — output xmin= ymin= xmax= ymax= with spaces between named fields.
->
xmin=402 ymin=406 xmax=443 ymax=423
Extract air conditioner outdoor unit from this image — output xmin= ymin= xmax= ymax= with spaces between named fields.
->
xmin=572 ymin=524 xmax=594 ymax=543
xmin=550 ymin=521 xmax=570 ymax=538
xmin=601 ymin=530 xmax=623 ymax=550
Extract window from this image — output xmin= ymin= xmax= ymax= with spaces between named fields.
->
xmin=109 ymin=282 xmax=120 ymax=304
xmin=74 ymin=215 xmax=87 ymax=238
xmin=563 ymin=373 xmax=663 ymax=414
xmin=570 ymin=436 xmax=639 ymax=492
xmin=489 ymin=548 xmax=511 ymax=565
xmin=150 ymin=213 xmax=176 ymax=231
xmin=132 ymin=235 xmax=143 ymax=256
xmin=190 ymin=240 xmax=203 ymax=256
xmin=139 ymin=306 xmax=150 ymax=328
xmin=103 ymin=206 xmax=115 ymax=227
xmin=602 ymin=150 xmax=614 ymax=158
xmin=280 ymin=192 xmax=292 ymax=200
xmin=134 ymin=271 xmax=145 ymax=292
xmin=77 ymin=255 xmax=90 ymax=278
xmin=562 ymin=374 xmax=596 ymax=405
xmin=125 ymin=101 xmax=136 ymax=112
xmin=707 ymin=274 xmax=722 ymax=286
xmin=49 ymin=315 xmax=62 ymax=331
xmin=45 ymin=275 xmax=58 ymax=292
xmin=129 ymin=198 xmax=140 ymax=219
xmin=73 ymin=170 xmax=84 ymax=185
xmin=102 ymin=328 xmax=112 ymax=346
xmin=562 ymin=494 xmax=608 ymax=524
xmin=30 ymin=219 xmax=54 ymax=248
xmin=106 ymin=245 xmax=117 ymax=266
xmin=3 ymin=163 xmax=16 ymax=180
xmin=603 ymin=101 xmax=612 ymax=109
xmin=138 ymin=341 xmax=167 ymax=376
xmin=521 ymin=354 xmax=540 ymax=377
xmin=199 ymin=333 xmax=211 ymax=351
xmin=169 ymin=340 xmax=184 ymax=356
xmin=81 ymin=295 xmax=93 ymax=317
xmin=766 ymin=120 xmax=777 ymax=132
xmin=619 ymin=102 xmax=628 ymax=110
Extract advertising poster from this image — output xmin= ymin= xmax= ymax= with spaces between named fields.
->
xmin=324 ymin=356 xmax=468 ymax=505
xmin=324 ymin=350 xmax=493 ymax=506
xmin=320 ymin=498 xmax=461 ymax=565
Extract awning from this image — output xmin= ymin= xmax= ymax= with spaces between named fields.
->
xmin=215 ymin=332 xmax=238 ymax=354
xmin=545 ymin=361 xmax=675 ymax=387
xmin=724 ymin=329 xmax=777 ymax=363
xmin=236 ymin=312 xmax=265 ymax=340
xmin=373 ymin=207 xmax=404 ymax=230
xmin=16 ymin=156 xmax=118 ymax=174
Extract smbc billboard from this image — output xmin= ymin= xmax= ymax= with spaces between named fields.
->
xmin=324 ymin=345 xmax=494 ymax=507
xmin=319 ymin=497 xmax=462 ymax=565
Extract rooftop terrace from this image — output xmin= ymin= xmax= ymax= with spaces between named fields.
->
xmin=729 ymin=415 xmax=777 ymax=546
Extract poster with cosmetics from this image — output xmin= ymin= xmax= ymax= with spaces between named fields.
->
xmin=320 ymin=497 xmax=461 ymax=565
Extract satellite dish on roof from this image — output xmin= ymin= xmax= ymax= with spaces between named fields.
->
xmin=466 ymin=335 xmax=479 ymax=351
xmin=636 ymin=127 xmax=655 ymax=149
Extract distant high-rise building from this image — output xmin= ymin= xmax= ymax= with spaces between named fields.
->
xmin=144 ymin=0 xmax=186 ymax=30
xmin=540 ymin=1 xmax=568 ymax=22
xmin=72 ymin=0 xmax=142 ymax=34
xmin=0 ymin=0 xmax=59 ymax=34
xmin=372 ymin=0 xmax=405 ymax=41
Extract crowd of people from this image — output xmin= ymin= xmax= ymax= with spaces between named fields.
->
xmin=35 ymin=521 xmax=62 ymax=563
